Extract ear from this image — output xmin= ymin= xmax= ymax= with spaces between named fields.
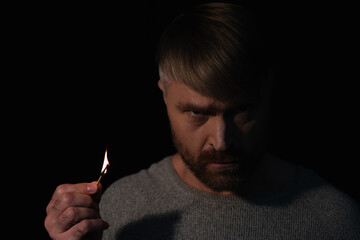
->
xmin=158 ymin=80 xmax=164 ymax=91
xmin=158 ymin=80 xmax=167 ymax=104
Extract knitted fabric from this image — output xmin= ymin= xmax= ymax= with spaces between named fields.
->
xmin=101 ymin=156 xmax=360 ymax=239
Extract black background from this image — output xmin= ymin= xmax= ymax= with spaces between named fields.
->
xmin=3 ymin=1 xmax=358 ymax=238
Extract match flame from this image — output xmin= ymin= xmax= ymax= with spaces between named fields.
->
xmin=101 ymin=149 xmax=110 ymax=174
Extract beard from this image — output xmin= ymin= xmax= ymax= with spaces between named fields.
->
xmin=171 ymin=128 xmax=263 ymax=195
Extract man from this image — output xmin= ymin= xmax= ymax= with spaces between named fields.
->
xmin=45 ymin=3 xmax=360 ymax=239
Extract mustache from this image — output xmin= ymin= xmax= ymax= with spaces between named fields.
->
xmin=198 ymin=149 xmax=242 ymax=164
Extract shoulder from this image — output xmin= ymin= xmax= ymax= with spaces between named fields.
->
xmin=296 ymin=167 xmax=360 ymax=238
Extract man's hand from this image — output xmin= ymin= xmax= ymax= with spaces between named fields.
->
xmin=44 ymin=182 xmax=109 ymax=240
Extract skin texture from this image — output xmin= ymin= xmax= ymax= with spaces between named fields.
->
xmin=159 ymin=79 xmax=296 ymax=196
xmin=44 ymin=182 xmax=109 ymax=240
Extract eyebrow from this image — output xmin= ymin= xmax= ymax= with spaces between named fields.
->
xmin=175 ymin=102 xmax=224 ymax=113
xmin=176 ymin=102 xmax=252 ymax=114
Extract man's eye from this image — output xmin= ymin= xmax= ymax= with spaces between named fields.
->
xmin=190 ymin=111 xmax=202 ymax=116
xmin=187 ymin=111 xmax=208 ymax=121
xmin=187 ymin=111 xmax=208 ymax=125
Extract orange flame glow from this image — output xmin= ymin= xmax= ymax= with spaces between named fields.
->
xmin=101 ymin=149 xmax=110 ymax=174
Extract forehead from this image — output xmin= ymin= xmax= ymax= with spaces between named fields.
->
xmin=166 ymin=80 xmax=250 ymax=110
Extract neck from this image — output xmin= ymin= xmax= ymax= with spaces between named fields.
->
xmin=171 ymin=152 xmax=296 ymax=197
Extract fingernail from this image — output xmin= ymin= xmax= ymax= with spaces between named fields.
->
xmin=87 ymin=184 xmax=98 ymax=192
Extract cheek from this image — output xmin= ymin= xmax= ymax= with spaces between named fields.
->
xmin=168 ymin=112 xmax=207 ymax=156
xmin=240 ymin=120 xmax=256 ymax=134
xmin=176 ymin=125 xmax=205 ymax=155
xmin=233 ymin=112 xmax=267 ymax=152
xmin=233 ymin=113 xmax=255 ymax=134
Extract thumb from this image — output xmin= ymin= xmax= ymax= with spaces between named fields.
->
xmin=89 ymin=181 xmax=103 ymax=203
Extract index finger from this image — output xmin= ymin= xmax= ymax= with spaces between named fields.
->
xmin=52 ymin=183 xmax=99 ymax=201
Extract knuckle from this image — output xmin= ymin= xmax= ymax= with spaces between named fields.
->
xmin=46 ymin=202 xmax=52 ymax=214
xmin=73 ymin=219 xmax=92 ymax=237
xmin=48 ymin=230 xmax=58 ymax=240
xmin=55 ymin=184 xmax=67 ymax=196
xmin=44 ymin=216 xmax=57 ymax=239
xmin=44 ymin=216 xmax=51 ymax=231
xmin=58 ymin=192 xmax=74 ymax=206
xmin=48 ymin=232 xmax=57 ymax=240
xmin=58 ymin=207 xmax=77 ymax=226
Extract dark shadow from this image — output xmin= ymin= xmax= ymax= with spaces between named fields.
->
xmin=116 ymin=211 xmax=181 ymax=240
xmin=245 ymin=167 xmax=328 ymax=207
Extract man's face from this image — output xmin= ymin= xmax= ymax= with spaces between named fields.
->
xmin=162 ymin=80 xmax=268 ymax=193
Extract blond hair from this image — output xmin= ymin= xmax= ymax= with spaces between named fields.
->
xmin=157 ymin=3 xmax=268 ymax=103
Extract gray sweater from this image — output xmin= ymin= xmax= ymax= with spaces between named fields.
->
xmin=100 ymin=156 xmax=360 ymax=239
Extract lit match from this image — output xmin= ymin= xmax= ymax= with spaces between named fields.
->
xmin=96 ymin=149 xmax=110 ymax=185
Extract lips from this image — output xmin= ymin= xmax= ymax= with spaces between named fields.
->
xmin=208 ymin=162 xmax=237 ymax=169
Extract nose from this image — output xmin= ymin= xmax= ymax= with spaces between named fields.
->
xmin=209 ymin=116 xmax=229 ymax=152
